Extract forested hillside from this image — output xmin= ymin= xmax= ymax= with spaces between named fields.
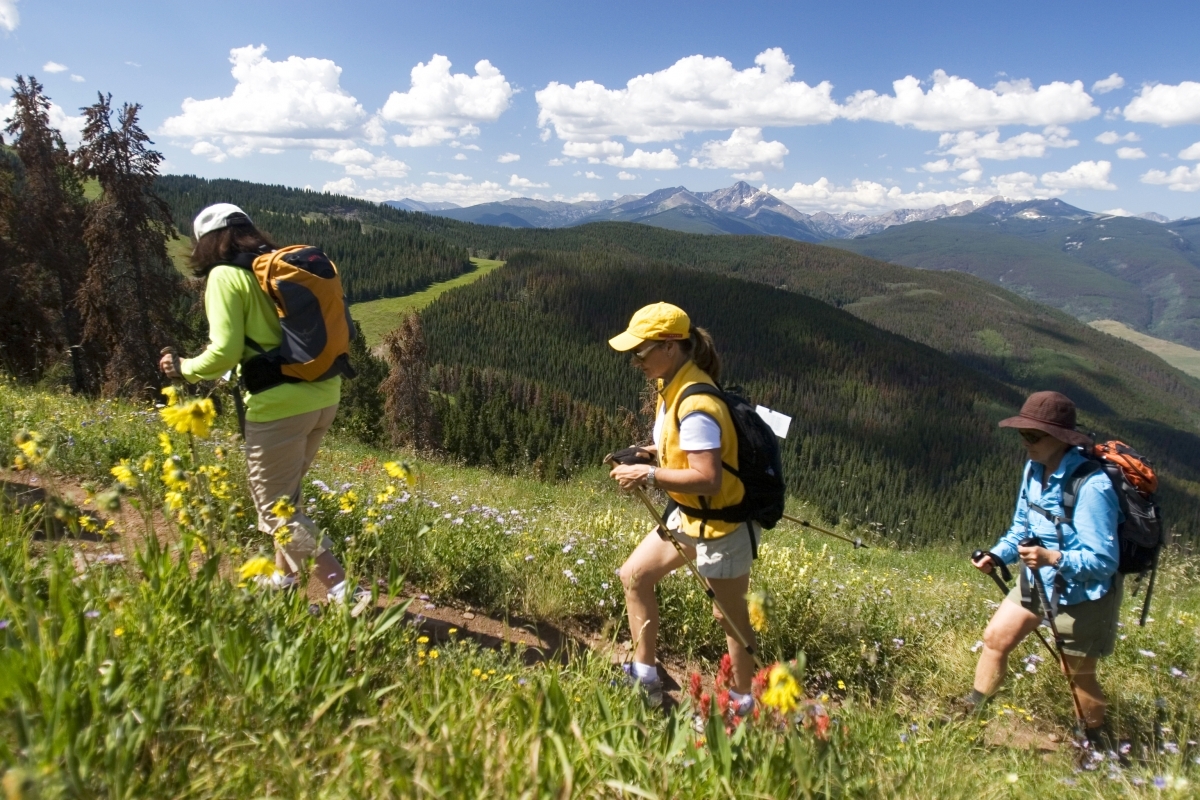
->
xmin=155 ymin=176 xmax=472 ymax=302
xmin=419 ymin=251 xmax=1200 ymax=543
xmin=832 ymin=212 xmax=1200 ymax=349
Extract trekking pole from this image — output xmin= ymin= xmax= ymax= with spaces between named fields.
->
xmin=782 ymin=513 xmax=868 ymax=549
xmin=603 ymin=456 xmax=763 ymax=669
xmin=971 ymin=550 xmax=1057 ymax=661
xmin=1019 ymin=537 xmax=1088 ymax=735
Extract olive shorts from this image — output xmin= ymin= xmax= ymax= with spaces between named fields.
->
xmin=1004 ymin=573 xmax=1124 ymax=658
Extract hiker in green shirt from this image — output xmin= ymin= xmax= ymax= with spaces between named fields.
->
xmin=159 ymin=203 xmax=356 ymax=604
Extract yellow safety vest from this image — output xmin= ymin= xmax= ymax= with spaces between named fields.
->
xmin=658 ymin=360 xmax=744 ymax=539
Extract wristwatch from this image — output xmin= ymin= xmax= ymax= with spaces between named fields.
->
xmin=646 ymin=466 xmax=657 ymax=488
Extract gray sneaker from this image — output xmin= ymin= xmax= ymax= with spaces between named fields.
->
xmin=621 ymin=664 xmax=664 ymax=708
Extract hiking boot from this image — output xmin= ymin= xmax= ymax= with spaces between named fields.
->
xmin=1083 ymin=726 xmax=1131 ymax=768
xmin=620 ymin=664 xmax=664 ymax=708
xmin=327 ymin=581 xmax=373 ymax=617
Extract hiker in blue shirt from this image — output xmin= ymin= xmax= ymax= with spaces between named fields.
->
xmin=965 ymin=391 xmax=1122 ymax=746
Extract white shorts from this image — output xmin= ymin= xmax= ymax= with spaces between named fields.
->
xmin=666 ymin=507 xmax=757 ymax=580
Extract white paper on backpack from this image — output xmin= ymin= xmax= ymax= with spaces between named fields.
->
xmin=755 ymin=405 xmax=792 ymax=439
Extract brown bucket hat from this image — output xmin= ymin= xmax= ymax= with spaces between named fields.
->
xmin=999 ymin=391 xmax=1093 ymax=448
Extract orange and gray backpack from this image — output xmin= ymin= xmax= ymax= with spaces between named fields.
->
xmin=232 ymin=245 xmax=356 ymax=394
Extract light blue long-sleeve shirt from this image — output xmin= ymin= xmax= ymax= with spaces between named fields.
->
xmin=990 ymin=447 xmax=1121 ymax=606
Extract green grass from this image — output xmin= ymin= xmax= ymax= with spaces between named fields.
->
xmin=3 ymin=381 xmax=1200 ymax=796
xmin=1091 ymin=320 xmax=1200 ymax=381
xmin=350 ymin=258 xmax=505 ymax=346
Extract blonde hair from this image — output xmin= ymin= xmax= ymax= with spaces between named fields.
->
xmin=681 ymin=326 xmax=721 ymax=383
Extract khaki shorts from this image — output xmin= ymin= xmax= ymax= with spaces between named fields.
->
xmin=1005 ymin=574 xmax=1124 ymax=659
xmin=244 ymin=404 xmax=338 ymax=572
xmin=666 ymin=508 xmax=757 ymax=580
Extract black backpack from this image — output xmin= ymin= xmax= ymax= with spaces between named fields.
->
xmin=667 ymin=383 xmax=787 ymax=554
xmin=1036 ymin=443 xmax=1165 ymax=625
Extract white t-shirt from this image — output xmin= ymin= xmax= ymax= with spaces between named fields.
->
xmin=653 ymin=404 xmax=722 ymax=452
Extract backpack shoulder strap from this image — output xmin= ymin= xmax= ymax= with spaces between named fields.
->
xmin=675 ymin=383 xmax=723 ymax=428
xmin=1061 ymin=457 xmax=1102 ymax=523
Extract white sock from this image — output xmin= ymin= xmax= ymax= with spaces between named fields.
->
xmin=327 ymin=580 xmax=347 ymax=602
xmin=633 ymin=661 xmax=659 ymax=682
xmin=729 ymin=689 xmax=754 ymax=714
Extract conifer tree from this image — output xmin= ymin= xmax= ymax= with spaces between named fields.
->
xmin=381 ymin=312 xmax=437 ymax=450
xmin=0 ymin=142 xmax=56 ymax=377
xmin=335 ymin=321 xmax=389 ymax=444
xmin=3 ymin=76 xmax=90 ymax=387
xmin=74 ymin=94 xmax=183 ymax=396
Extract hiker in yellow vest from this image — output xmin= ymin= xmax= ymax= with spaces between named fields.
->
xmin=159 ymin=204 xmax=358 ymax=606
xmin=608 ymin=303 xmax=757 ymax=711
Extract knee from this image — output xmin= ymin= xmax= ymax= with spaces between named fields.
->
xmin=982 ymin=622 xmax=1015 ymax=655
xmin=711 ymin=604 xmax=726 ymax=624
xmin=618 ymin=562 xmax=644 ymax=595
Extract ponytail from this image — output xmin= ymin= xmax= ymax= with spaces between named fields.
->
xmin=683 ymin=326 xmax=721 ymax=384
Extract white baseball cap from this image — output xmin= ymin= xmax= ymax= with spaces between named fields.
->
xmin=192 ymin=203 xmax=253 ymax=239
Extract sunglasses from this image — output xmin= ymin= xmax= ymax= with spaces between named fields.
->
xmin=632 ymin=342 xmax=661 ymax=361
xmin=1019 ymin=429 xmax=1048 ymax=444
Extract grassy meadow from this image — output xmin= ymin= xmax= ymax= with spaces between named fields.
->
xmin=2 ymin=380 xmax=1200 ymax=797
xmin=1090 ymin=320 xmax=1200 ymax=381
xmin=350 ymin=258 xmax=506 ymax=347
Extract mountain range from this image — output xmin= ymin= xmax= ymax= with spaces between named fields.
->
xmin=397 ymin=181 xmax=1177 ymax=242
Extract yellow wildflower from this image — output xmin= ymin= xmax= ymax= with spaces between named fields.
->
xmin=274 ymin=526 xmax=294 ymax=547
xmin=428 ymin=650 xmax=439 ymax=659
xmin=761 ymin=664 xmax=802 ymax=715
xmin=161 ymin=458 xmax=188 ymax=491
xmin=417 ymin=636 xmax=430 ymax=644
xmin=158 ymin=432 xmax=173 ymax=455
xmin=339 ymin=491 xmax=357 ymax=514
xmin=164 ymin=491 xmax=185 ymax=511
xmin=383 ymin=461 xmax=414 ymax=485
xmin=161 ymin=385 xmax=180 ymax=406
xmin=110 ymin=459 xmax=137 ymax=489
xmin=14 ymin=430 xmax=45 ymax=466
xmin=746 ymin=589 xmax=771 ymax=633
xmin=114 ymin=627 xmax=124 ymax=637
xmin=160 ymin=398 xmax=216 ymax=438
xmin=270 ymin=496 xmax=296 ymax=520
xmin=78 ymin=514 xmax=99 ymax=533
xmin=140 ymin=454 xmax=157 ymax=473
xmin=214 ymin=445 xmax=227 ymax=461
xmin=238 ymin=556 xmax=281 ymax=581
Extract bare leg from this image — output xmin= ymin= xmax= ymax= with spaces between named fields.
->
xmin=313 ymin=551 xmax=346 ymax=591
xmin=1063 ymin=655 xmax=1105 ymax=728
xmin=974 ymin=599 xmax=1042 ymax=695
xmin=708 ymin=573 xmax=756 ymax=694
xmin=619 ymin=531 xmax=687 ymax=668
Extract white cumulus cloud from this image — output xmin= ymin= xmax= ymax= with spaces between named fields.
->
xmin=160 ymin=45 xmax=365 ymax=156
xmin=378 ymin=54 xmax=512 ymax=147
xmin=617 ymin=171 xmax=639 ymax=180
xmin=0 ymin=0 xmax=19 ymax=32
xmin=731 ymin=171 xmax=764 ymax=181
xmin=509 ymin=174 xmax=549 ymax=189
xmin=563 ymin=140 xmax=679 ymax=169
xmin=70 ymin=74 xmax=85 ymax=83
xmin=324 ymin=176 xmax=519 ymax=206
xmin=43 ymin=61 xmax=68 ymax=74
xmin=1116 ymin=147 xmax=1146 ymax=160
xmin=584 ymin=171 xmax=602 ymax=179
xmin=313 ymin=147 xmax=409 ymax=179
xmin=1092 ymin=73 xmax=1125 ymax=94
xmin=190 ymin=141 xmax=227 ymax=163
xmin=1141 ymin=165 xmax=1200 ymax=191
xmin=764 ymin=173 xmax=1040 ymax=214
xmin=1180 ymin=142 xmax=1200 ymax=160
xmin=934 ymin=126 xmax=1078 ymax=165
xmin=1040 ymin=159 xmax=1115 ymax=191
xmin=842 ymin=70 xmax=1099 ymax=131
xmin=1095 ymin=131 xmax=1140 ymax=144
xmin=1124 ymin=81 xmax=1200 ymax=125
xmin=536 ymin=47 xmax=838 ymax=144
xmin=497 ymin=152 xmax=520 ymax=163
xmin=687 ymin=127 xmax=788 ymax=170
xmin=922 ymin=158 xmax=953 ymax=173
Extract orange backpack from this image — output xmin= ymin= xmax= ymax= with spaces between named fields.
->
xmin=238 ymin=245 xmax=356 ymax=393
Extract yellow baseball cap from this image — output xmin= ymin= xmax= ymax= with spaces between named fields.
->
xmin=608 ymin=302 xmax=691 ymax=351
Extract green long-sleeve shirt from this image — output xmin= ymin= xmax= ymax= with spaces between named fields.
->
xmin=181 ymin=265 xmax=341 ymax=423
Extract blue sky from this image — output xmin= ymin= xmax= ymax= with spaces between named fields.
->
xmin=3 ymin=0 xmax=1200 ymax=217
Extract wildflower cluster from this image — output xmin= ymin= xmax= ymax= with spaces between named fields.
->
xmin=159 ymin=386 xmax=217 ymax=438
xmin=12 ymin=429 xmax=46 ymax=470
